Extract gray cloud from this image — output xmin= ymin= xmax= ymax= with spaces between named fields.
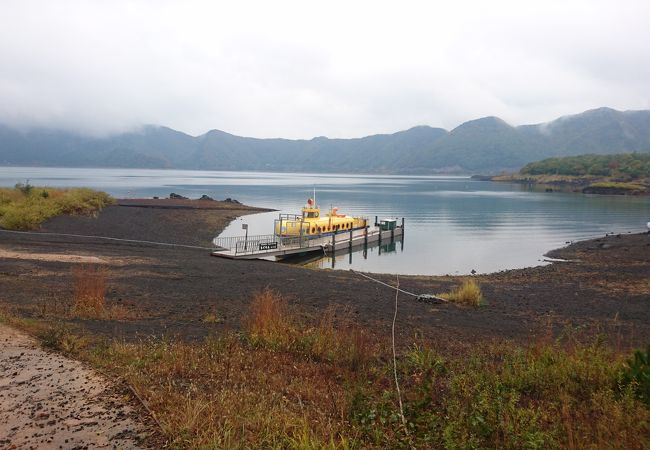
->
xmin=0 ymin=0 xmax=649 ymax=138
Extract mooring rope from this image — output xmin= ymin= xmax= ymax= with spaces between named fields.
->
xmin=0 ymin=229 xmax=215 ymax=251
xmin=350 ymin=269 xmax=418 ymax=297
xmin=391 ymin=274 xmax=408 ymax=433
xmin=350 ymin=269 xmax=448 ymax=302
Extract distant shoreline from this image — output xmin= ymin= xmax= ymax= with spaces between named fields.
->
xmin=474 ymin=174 xmax=650 ymax=195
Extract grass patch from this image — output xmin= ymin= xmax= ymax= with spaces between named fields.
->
xmin=38 ymin=322 xmax=88 ymax=355
xmin=202 ymin=311 xmax=223 ymax=324
xmin=439 ymin=278 xmax=484 ymax=306
xmin=245 ymin=289 xmax=375 ymax=369
xmin=0 ymin=182 xmax=113 ymax=230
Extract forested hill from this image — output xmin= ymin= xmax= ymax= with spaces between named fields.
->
xmin=520 ymin=153 xmax=650 ymax=178
xmin=1 ymin=107 xmax=650 ymax=174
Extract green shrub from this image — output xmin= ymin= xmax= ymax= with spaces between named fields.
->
xmin=621 ymin=345 xmax=650 ymax=407
xmin=15 ymin=181 xmax=33 ymax=195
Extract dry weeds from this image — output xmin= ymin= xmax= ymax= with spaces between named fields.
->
xmin=70 ymin=265 xmax=135 ymax=320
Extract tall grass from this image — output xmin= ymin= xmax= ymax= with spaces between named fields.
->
xmin=245 ymin=290 xmax=374 ymax=369
xmin=440 ymin=278 xmax=484 ymax=306
xmin=69 ymin=265 xmax=132 ymax=320
xmin=245 ymin=288 xmax=295 ymax=348
xmin=72 ymin=265 xmax=108 ymax=318
xmin=0 ymin=184 xmax=113 ymax=230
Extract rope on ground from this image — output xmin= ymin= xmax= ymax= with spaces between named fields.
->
xmin=349 ymin=269 xmax=448 ymax=303
xmin=392 ymin=274 xmax=409 ymax=435
xmin=94 ymin=365 xmax=165 ymax=437
xmin=0 ymin=229 xmax=215 ymax=251
xmin=125 ymin=381 xmax=166 ymax=434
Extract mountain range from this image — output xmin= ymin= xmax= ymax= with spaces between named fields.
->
xmin=1 ymin=107 xmax=650 ymax=174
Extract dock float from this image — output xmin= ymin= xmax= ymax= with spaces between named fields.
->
xmin=212 ymin=222 xmax=404 ymax=260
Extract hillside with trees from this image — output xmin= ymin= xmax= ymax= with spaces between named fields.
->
xmin=494 ymin=153 xmax=650 ymax=195
xmin=1 ymin=107 xmax=650 ymax=174
xmin=521 ymin=153 xmax=650 ymax=178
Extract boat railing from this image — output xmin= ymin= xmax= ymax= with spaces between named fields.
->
xmin=278 ymin=213 xmax=303 ymax=221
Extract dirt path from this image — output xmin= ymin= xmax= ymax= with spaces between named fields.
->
xmin=0 ymin=324 xmax=152 ymax=449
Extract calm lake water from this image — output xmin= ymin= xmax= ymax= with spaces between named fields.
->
xmin=2 ymin=166 xmax=649 ymax=275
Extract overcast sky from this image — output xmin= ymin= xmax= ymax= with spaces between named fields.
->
xmin=1 ymin=0 xmax=649 ymax=138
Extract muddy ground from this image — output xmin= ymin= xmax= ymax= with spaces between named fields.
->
xmin=0 ymin=201 xmax=649 ymax=348
xmin=0 ymin=323 xmax=153 ymax=449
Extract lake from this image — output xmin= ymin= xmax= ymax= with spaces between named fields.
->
xmin=1 ymin=166 xmax=649 ymax=275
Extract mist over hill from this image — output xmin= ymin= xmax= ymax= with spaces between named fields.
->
xmin=1 ymin=107 xmax=650 ymax=174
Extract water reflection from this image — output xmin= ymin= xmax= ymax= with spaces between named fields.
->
xmin=280 ymin=234 xmax=405 ymax=270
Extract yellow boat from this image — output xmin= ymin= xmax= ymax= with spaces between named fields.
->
xmin=274 ymin=198 xmax=368 ymax=237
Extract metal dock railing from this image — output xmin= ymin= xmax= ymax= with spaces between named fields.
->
xmin=212 ymin=223 xmax=404 ymax=260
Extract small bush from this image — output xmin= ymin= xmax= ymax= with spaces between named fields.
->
xmin=440 ymin=279 xmax=483 ymax=306
xmin=38 ymin=323 xmax=86 ymax=355
xmin=620 ymin=344 xmax=650 ymax=406
xmin=15 ymin=181 xmax=33 ymax=195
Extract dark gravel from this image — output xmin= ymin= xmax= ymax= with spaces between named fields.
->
xmin=1 ymin=204 xmax=649 ymax=348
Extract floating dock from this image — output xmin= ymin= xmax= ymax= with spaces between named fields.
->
xmin=212 ymin=221 xmax=404 ymax=260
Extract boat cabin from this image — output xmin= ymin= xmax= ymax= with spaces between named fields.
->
xmin=274 ymin=198 xmax=367 ymax=237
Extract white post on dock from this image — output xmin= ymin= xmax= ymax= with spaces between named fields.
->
xmin=242 ymin=223 xmax=248 ymax=251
